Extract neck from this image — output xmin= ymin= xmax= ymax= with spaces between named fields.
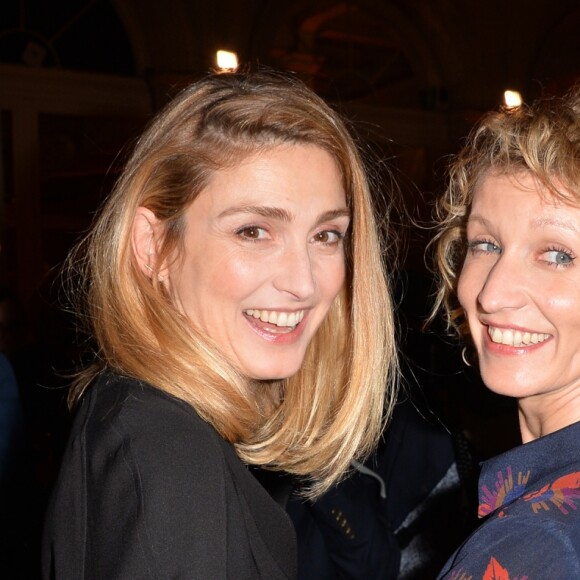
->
xmin=518 ymin=391 xmax=580 ymax=443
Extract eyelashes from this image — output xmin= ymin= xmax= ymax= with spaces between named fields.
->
xmin=235 ymin=225 xmax=346 ymax=246
xmin=235 ymin=226 xmax=268 ymax=241
xmin=312 ymin=230 xmax=345 ymax=245
xmin=466 ymin=238 xmax=576 ymax=268
xmin=467 ymin=238 xmax=501 ymax=254
xmin=541 ymin=247 xmax=575 ymax=267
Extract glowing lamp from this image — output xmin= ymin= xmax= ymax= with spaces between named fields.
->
xmin=216 ymin=50 xmax=238 ymax=71
xmin=503 ymin=90 xmax=523 ymax=108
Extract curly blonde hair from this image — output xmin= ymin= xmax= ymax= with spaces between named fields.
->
xmin=432 ymin=85 xmax=580 ymax=339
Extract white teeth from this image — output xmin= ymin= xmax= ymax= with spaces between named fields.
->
xmin=245 ymin=309 xmax=305 ymax=328
xmin=501 ymin=330 xmax=513 ymax=345
xmin=488 ymin=326 xmax=550 ymax=347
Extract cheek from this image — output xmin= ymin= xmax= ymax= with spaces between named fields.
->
xmin=318 ymin=256 xmax=346 ymax=300
xmin=457 ymin=264 xmax=476 ymax=312
xmin=205 ymin=248 xmax=262 ymax=291
xmin=546 ymin=292 xmax=580 ymax=331
xmin=546 ymin=294 xmax=576 ymax=311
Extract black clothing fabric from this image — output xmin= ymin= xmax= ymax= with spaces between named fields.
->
xmin=42 ymin=371 xmax=297 ymax=579
xmin=287 ymin=399 xmax=466 ymax=579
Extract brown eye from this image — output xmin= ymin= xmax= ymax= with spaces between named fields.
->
xmin=314 ymin=230 xmax=342 ymax=244
xmin=244 ymin=227 xmax=260 ymax=238
xmin=236 ymin=226 xmax=267 ymax=240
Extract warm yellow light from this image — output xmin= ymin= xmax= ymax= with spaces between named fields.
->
xmin=216 ymin=50 xmax=238 ymax=71
xmin=503 ymin=90 xmax=522 ymax=108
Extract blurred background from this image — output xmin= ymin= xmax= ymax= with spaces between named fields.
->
xmin=1 ymin=0 xmax=579 ymax=307
xmin=0 ymin=0 xmax=579 ymax=577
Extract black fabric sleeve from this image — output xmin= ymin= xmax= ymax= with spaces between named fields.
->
xmin=43 ymin=381 xmax=232 ymax=579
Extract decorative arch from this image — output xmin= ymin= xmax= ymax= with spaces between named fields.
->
xmin=250 ymin=0 xmax=445 ymax=109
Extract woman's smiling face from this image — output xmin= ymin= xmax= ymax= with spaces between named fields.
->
xmin=167 ymin=144 xmax=349 ymax=381
xmin=458 ymin=171 xmax=580 ymax=434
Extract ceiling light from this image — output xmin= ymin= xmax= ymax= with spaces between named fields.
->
xmin=503 ymin=90 xmax=522 ymax=108
xmin=216 ymin=50 xmax=238 ymax=71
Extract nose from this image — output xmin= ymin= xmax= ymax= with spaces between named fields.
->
xmin=474 ymin=254 xmax=527 ymax=313
xmin=273 ymin=242 xmax=316 ymax=300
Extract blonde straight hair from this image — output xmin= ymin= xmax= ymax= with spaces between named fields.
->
xmin=68 ymin=70 xmax=398 ymax=498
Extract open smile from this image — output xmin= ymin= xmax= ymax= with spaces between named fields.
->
xmin=244 ymin=309 xmax=305 ymax=329
xmin=487 ymin=326 xmax=551 ymax=347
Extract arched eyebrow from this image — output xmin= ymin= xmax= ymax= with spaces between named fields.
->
xmin=218 ymin=205 xmax=351 ymax=224
xmin=531 ymin=217 xmax=578 ymax=233
xmin=469 ymin=213 xmax=579 ymax=234
xmin=219 ymin=205 xmax=293 ymax=221
xmin=318 ymin=208 xmax=351 ymax=223
xmin=466 ymin=214 xmax=491 ymax=228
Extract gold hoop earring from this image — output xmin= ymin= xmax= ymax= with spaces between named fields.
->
xmin=461 ymin=346 xmax=472 ymax=367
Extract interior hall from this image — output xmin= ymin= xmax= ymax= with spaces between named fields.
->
xmin=0 ymin=1 xmax=579 ymax=578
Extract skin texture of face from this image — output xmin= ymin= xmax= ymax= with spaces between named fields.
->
xmin=165 ymin=144 xmax=349 ymax=381
xmin=458 ymin=171 xmax=580 ymax=442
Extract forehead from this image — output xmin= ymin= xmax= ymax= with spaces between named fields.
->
xmin=219 ymin=142 xmax=338 ymax=179
xmin=212 ymin=139 xmax=346 ymax=188
xmin=190 ymin=144 xmax=346 ymax=215
xmin=472 ymin=169 xmax=579 ymax=207
xmin=469 ymin=171 xmax=580 ymax=231
xmin=471 ymin=172 xmax=542 ymax=213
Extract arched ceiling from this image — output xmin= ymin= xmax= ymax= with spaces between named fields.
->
xmin=1 ymin=0 xmax=579 ymax=299
xmin=1 ymin=0 xmax=579 ymax=112
xmin=251 ymin=2 xmax=431 ymax=107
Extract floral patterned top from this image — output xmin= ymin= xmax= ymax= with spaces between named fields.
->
xmin=437 ymin=420 xmax=580 ymax=580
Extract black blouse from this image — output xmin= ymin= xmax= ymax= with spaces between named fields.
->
xmin=42 ymin=371 xmax=297 ymax=579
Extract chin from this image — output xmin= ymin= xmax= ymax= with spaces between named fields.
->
xmin=247 ymin=363 xmax=303 ymax=382
xmin=240 ymin=346 xmax=307 ymax=381
xmin=254 ymin=370 xmax=301 ymax=382
xmin=480 ymin=375 xmax=521 ymax=399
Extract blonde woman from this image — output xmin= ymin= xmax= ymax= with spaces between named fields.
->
xmin=41 ymin=70 xmax=398 ymax=579
xmin=433 ymin=86 xmax=580 ymax=578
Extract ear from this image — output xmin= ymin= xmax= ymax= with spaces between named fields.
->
xmin=132 ymin=207 xmax=163 ymax=278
